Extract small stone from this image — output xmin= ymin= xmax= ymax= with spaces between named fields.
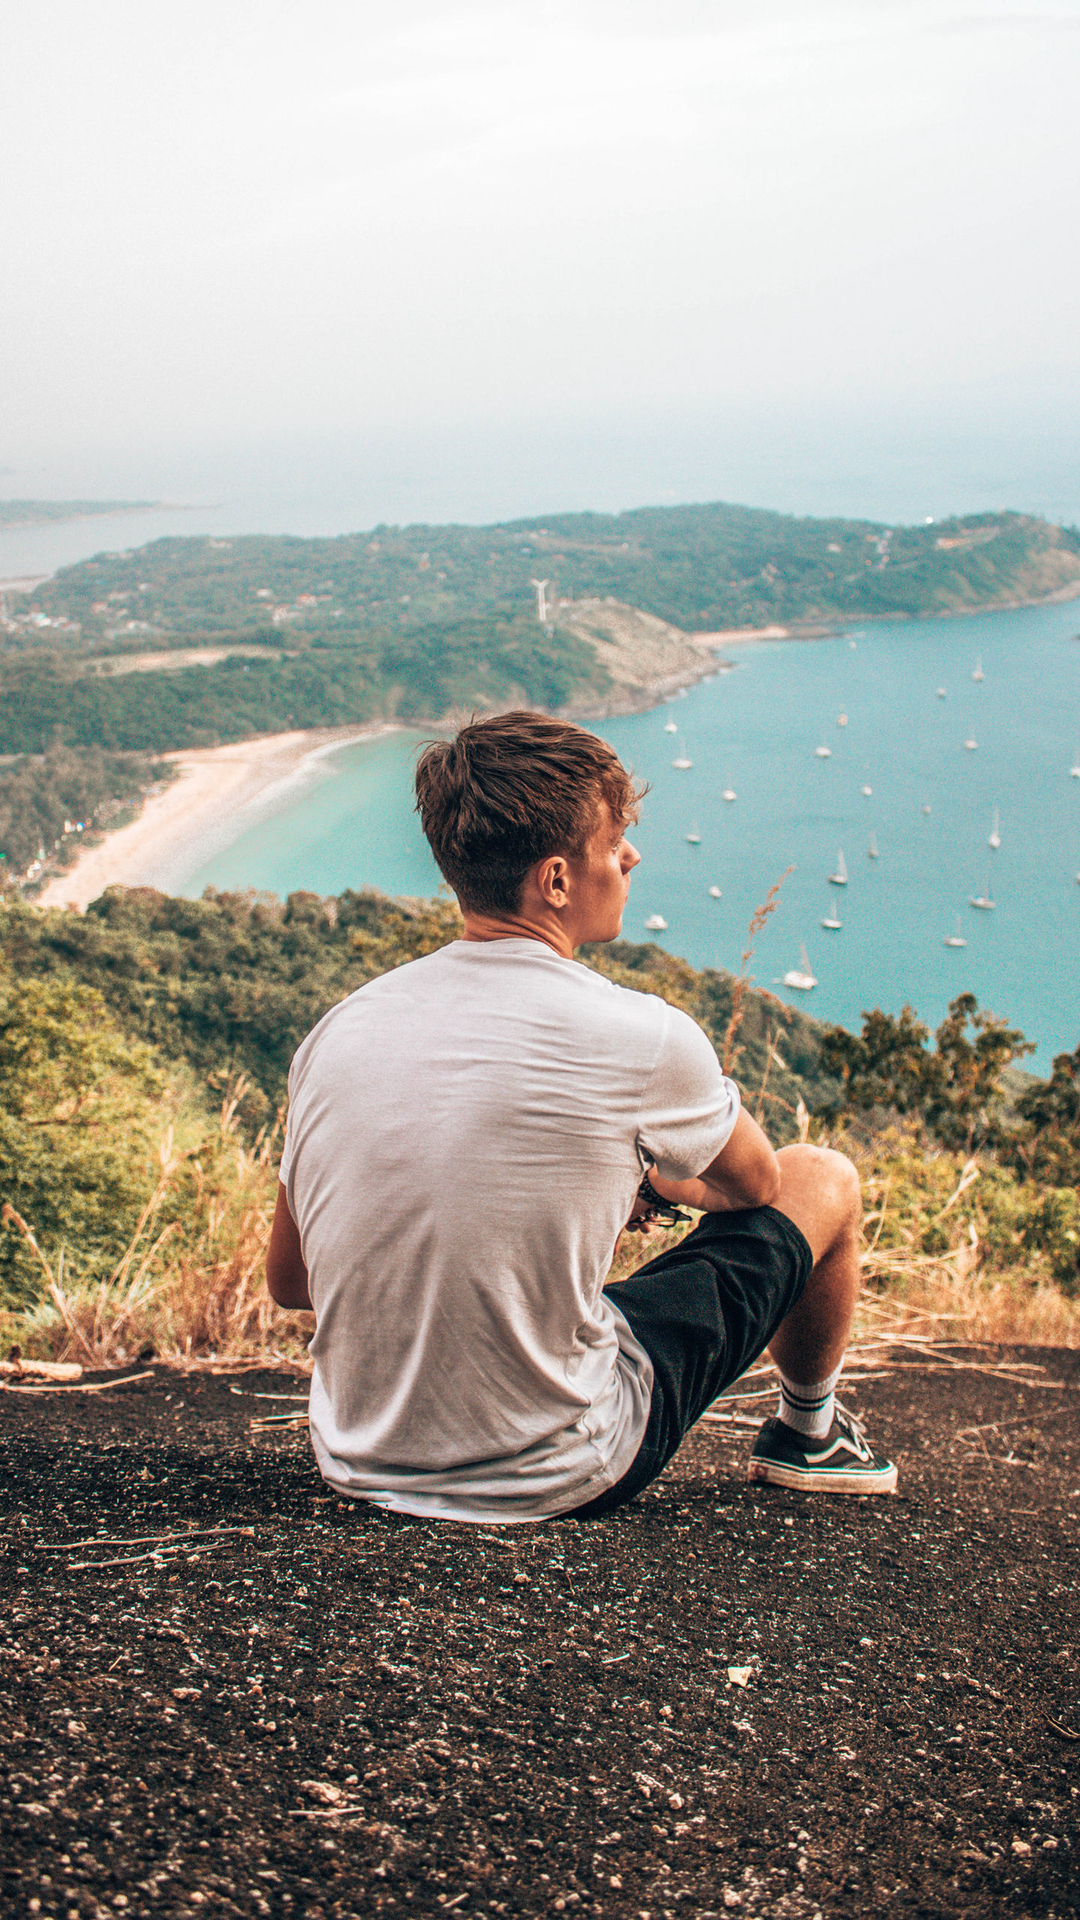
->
xmin=609 ymin=1876 xmax=623 ymax=1890
xmin=659 ymin=1705 xmax=673 ymax=1720
xmin=1011 ymin=1840 xmax=1032 ymax=1857
xmin=513 ymin=1572 xmax=529 ymax=1585
xmin=668 ymin=1793 xmax=684 ymax=1811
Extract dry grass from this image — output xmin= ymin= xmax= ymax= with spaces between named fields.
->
xmin=4 ymin=977 xmax=1078 ymax=1366
xmin=4 ymin=1083 xmax=307 ymax=1371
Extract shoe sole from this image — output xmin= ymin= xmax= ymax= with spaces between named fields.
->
xmin=748 ymin=1458 xmax=898 ymax=1494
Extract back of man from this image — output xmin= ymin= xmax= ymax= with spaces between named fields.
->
xmin=281 ymin=931 xmax=737 ymax=1519
xmin=269 ymin=708 xmax=898 ymax=1519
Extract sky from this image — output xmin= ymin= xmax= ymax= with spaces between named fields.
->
xmin=3 ymin=1 xmax=1080 ymax=524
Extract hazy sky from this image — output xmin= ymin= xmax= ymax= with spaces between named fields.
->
xmin=4 ymin=1 xmax=1080 ymax=517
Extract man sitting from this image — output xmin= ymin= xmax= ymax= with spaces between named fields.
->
xmin=267 ymin=711 xmax=895 ymax=1521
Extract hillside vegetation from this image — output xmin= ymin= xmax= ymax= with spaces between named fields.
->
xmin=0 ymin=887 xmax=1076 ymax=1362
xmin=3 ymin=504 xmax=1077 ymax=763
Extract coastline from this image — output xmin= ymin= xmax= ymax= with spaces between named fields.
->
xmin=30 ymin=580 xmax=1080 ymax=915
xmin=35 ymin=723 xmax=400 ymax=912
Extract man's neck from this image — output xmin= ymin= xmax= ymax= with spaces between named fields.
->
xmin=460 ymin=910 xmax=574 ymax=960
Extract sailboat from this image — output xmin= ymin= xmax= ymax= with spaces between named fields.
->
xmin=721 ymin=783 xmax=737 ymax=802
xmin=861 ymin=784 xmax=872 ymax=797
xmin=922 ymin=802 xmax=932 ymax=815
xmin=707 ymin=885 xmax=722 ymax=899
xmin=671 ymin=737 xmax=693 ymax=770
xmin=644 ymin=913 xmax=668 ymax=931
xmin=963 ymin=736 xmax=978 ymax=751
xmin=867 ymin=834 xmax=879 ymax=859
xmin=783 ymin=945 xmax=817 ymax=991
xmin=936 ymin=686 xmax=947 ymax=699
xmin=664 ymin=719 xmax=678 ymax=734
xmin=837 ymin=711 xmax=848 ymax=728
xmin=972 ymin=657 xmax=984 ymax=681
xmin=988 ymin=807 xmax=1001 ymax=850
xmin=685 ymin=823 xmax=701 ymax=845
xmin=1070 ymin=757 xmax=1080 ymax=779
xmin=828 ymin=849 xmax=848 ymax=886
xmin=944 ymin=917 xmax=967 ymax=948
xmin=821 ymin=900 xmax=842 ymax=930
xmin=970 ymin=874 xmax=995 ymax=910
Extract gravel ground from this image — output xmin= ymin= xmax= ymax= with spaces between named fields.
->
xmin=2 ymin=1349 xmax=1078 ymax=1920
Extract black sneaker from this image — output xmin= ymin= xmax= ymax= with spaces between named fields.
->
xmin=748 ymin=1405 xmax=898 ymax=1494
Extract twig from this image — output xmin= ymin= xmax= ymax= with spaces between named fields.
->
xmin=1 ymin=1370 xmax=154 ymax=1396
xmin=66 ymin=1540 xmax=242 ymax=1570
xmin=1044 ymin=1715 xmax=1080 ymax=1743
xmin=40 ymin=1526 xmax=255 ymax=1553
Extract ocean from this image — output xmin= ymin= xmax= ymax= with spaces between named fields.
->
xmin=178 ymin=596 xmax=1080 ymax=1072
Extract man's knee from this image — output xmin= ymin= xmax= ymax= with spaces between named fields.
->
xmin=775 ymin=1143 xmax=862 ymax=1249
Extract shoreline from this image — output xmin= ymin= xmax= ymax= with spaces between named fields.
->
xmin=34 ymin=723 xmax=400 ymax=912
xmin=30 ymin=581 xmax=1080 ymax=914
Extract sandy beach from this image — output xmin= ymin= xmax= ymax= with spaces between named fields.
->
xmin=36 ymin=724 xmax=398 ymax=912
xmin=33 ymin=622 xmax=791 ymax=912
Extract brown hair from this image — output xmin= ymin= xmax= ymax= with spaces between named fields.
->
xmin=414 ymin=711 xmax=643 ymax=916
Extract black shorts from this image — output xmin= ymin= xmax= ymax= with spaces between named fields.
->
xmin=570 ymin=1205 xmax=813 ymax=1519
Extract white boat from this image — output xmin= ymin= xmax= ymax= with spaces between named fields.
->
xmin=828 ymin=849 xmax=848 ymax=886
xmin=721 ymin=785 xmax=737 ymax=802
xmin=868 ymin=834 xmax=879 ymax=859
xmin=963 ymin=737 xmax=978 ymax=751
xmin=644 ymin=914 xmax=668 ymax=931
xmin=861 ymin=784 xmax=872 ymax=797
xmin=837 ymin=711 xmax=848 ymax=728
xmin=783 ymin=944 xmax=817 ymax=991
xmin=1070 ymin=758 xmax=1080 ymax=778
xmin=821 ymin=902 xmax=842 ymax=930
xmin=672 ymin=737 xmax=693 ymax=770
xmin=815 ymin=745 xmax=832 ymax=759
xmin=970 ymin=876 xmax=995 ymax=910
xmin=988 ymin=807 xmax=1001 ymax=850
xmin=707 ymin=885 xmax=722 ymax=899
xmin=664 ymin=719 xmax=678 ymax=733
xmin=685 ymin=824 xmax=701 ymax=845
xmin=944 ymin=917 xmax=967 ymax=948
xmin=922 ymin=802 xmax=932 ymax=815
xmin=972 ymin=657 xmax=984 ymax=681
xmin=936 ymin=687 xmax=947 ymax=699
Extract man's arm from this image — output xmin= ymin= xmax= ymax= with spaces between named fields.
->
xmin=266 ymin=1182 xmax=314 ymax=1310
xmin=646 ymin=1106 xmax=781 ymax=1214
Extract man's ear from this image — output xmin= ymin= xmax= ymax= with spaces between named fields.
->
xmin=534 ymin=852 xmax=571 ymax=908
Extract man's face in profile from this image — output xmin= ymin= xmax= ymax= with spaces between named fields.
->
xmin=565 ymin=800 xmax=641 ymax=945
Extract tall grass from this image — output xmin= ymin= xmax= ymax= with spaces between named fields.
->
xmin=3 ymin=1082 xmax=306 ymax=1369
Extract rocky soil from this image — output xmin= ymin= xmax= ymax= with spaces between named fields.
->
xmin=2 ymin=1348 xmax=1078 ymax=1919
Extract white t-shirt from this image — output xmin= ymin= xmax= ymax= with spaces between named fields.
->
xmin=279 ymin=936 xmax=739 ymax=1522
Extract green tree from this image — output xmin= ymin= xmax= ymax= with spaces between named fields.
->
xmin=820 ymin=992 xmax=1032 ymax=1150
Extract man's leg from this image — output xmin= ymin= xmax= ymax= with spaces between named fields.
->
xmin=748 ymin=1142 xmax=897 ymax=1492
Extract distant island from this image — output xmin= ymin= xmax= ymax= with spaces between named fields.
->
xmin=0 ymin=498 xmax=162 ymax=530
xmin=3 ymin=498 xmax=1079 ymax=891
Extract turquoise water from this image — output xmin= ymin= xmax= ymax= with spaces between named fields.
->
xmin=183 ymin=597 xmax=1080 ymax=1070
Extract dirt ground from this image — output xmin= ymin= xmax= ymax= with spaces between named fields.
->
xmin=2 ymin=1349 xmax=1078 ymax=1920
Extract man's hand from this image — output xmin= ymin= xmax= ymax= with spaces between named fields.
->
xmin=266 ymin=1183 xmax=314 ymax=1310
xmin=646 ymin=1107 xmax=781 ymax=1215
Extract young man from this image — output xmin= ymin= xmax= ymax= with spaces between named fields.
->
xmin=267 ymin=711 xmax=896 ymax=1521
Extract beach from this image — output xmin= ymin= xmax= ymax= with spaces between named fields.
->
xmin=35 ymin=619 xmax=792 ymax=913
xmin=35 ymin=723 xmax=398 ymax=911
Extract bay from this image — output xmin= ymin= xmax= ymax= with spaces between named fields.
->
xmin=182 ymin=596 xmax=1080 ymax=1072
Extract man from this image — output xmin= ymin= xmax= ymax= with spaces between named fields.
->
xmin=267 ymin=711 xmax=895 ymax=1521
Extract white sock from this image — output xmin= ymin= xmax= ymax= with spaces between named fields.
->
xmin=777 ymin=1361 xmax=843 ymax=1440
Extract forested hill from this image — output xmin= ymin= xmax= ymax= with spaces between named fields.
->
xmin=18 ymin=502 xmax=1080 ymax=644
xmin=2 ymin=500 xmax=1078 ymax=766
